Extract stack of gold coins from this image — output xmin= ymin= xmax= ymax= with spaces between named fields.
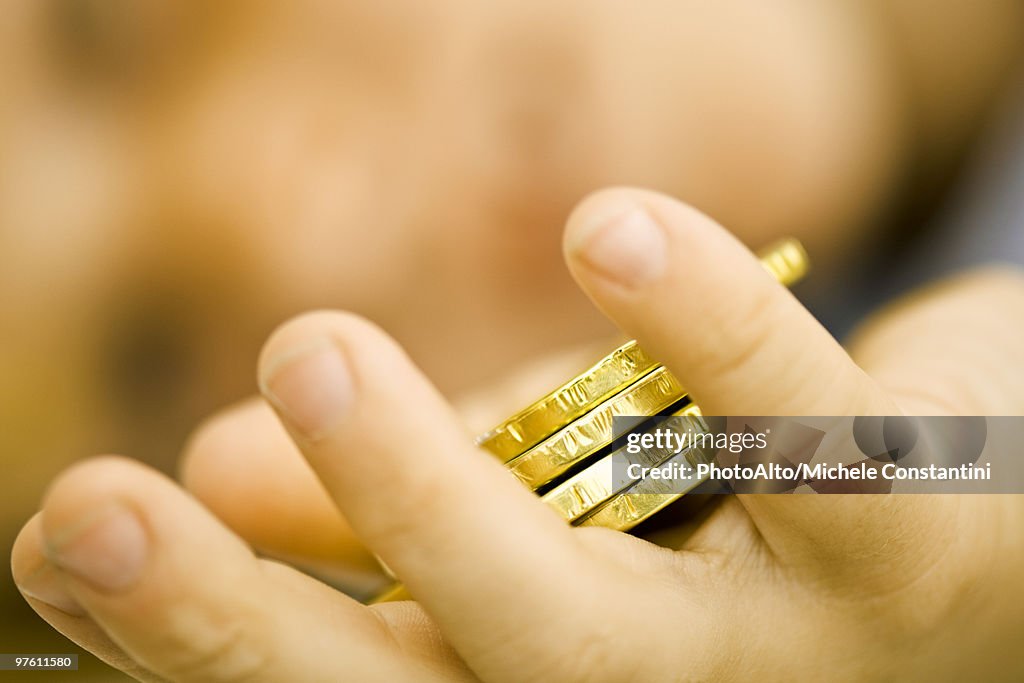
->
xmin=371 ymin=238 xmax=808 ymax=603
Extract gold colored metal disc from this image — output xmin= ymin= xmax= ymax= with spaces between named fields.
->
xmin=477 ymin=341 xmax=659 ymax=463
xmin=575 ymin=435 xmax=714 ymax=532
xmin=506 ymin=366 xmax=685 ymax=490
xmin=541 ymin=404 xmax=705 ymax=522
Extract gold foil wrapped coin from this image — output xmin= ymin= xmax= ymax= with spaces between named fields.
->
xmin=477 ymin=341 xmax=659 ymax=463
xmin=541 ymin=403 xmax=705 ymax=523
xmin=506 ymin=366 xmax=686 ymax=489
xmin=576 ymin=432 xmax=715 ymax=532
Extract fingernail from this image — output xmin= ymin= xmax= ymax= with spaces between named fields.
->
xmin=46 ymin=505 xmax=148 ymax=593
xmin=566 ymin=204 xmax=667 ymax=288
xmin=18 ymin=564 xmax=87 ymax=616
xmin=260 ymin=338 xmax=353 ymax=439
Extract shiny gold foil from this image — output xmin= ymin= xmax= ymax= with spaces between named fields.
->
xmin=506 ymin=366 xmax=686 ymax=489
xmin=477 ymin=341 xmax=659 ymax=463
xmin=541 ymin=403 xmax=705 ymax=523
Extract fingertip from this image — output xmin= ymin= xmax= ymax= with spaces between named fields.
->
xmin=563 ymin=187 xmax=646 ymax=255
xmin=11 ymin=512 xmax=44 ymax=582
xmin=39 ymin=455 xmax=148 ymax=540
xmin=179 ymin=397 xmax=272 ymax=493
xmin=257 ymin=311 xmax=423 ymax=441
xmin=11 ymin=513 xmax=54 ymax=604
xmin=561 ymin=186 xmax=886 ymax=417
xmin=179 ymin=399 xmax=288 ymax=535
xmin=564 ymin=188 xmax=743 ymax=294
xmin=13 ymin=514 xmax=88 ymax=617
xmin=38 ymin=458 xmax=154 ymax=596
xmin=257 ymin=310 xmax=391 ymax=388
xmin=257 ymin=310 xmax=453 ymax=448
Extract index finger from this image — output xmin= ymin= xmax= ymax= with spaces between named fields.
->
xmin=257 ymin=312 xmax=627 ymax=676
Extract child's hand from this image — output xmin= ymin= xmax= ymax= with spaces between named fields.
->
xmin=13 ymin=189 xmax=1024 ymax=682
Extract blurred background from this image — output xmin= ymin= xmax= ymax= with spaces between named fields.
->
xmin=1 ymin=1 xmax=1022 ymax=679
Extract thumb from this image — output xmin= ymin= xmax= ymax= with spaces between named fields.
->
xmin=563 ymin=187 xmax=892 ymax=417
xmin=562 ymin=188 xmax=947 ymax=572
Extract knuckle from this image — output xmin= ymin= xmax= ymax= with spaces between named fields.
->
xmin=837 ymin=500 xmax=979 ymax=639
xmin=688 ymin=283 xmax=779 ymax=382
xmin=498 ymin=607 xmax=630 ymax=683
xmin=360 ymin=471 xmax=450 ymax=549
xmin=548 ymin=619 xmax=633 ymax=683
xmin=155 ymin=601 xmax=270 ymax=683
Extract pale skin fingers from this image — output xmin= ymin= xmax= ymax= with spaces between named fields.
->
xmin=14 ymin=456 xmax=470 ymax=682
xmin=13 ymin=514 xmax=168 ymax=682
xmin=256 ymin=312 xmax=670 ymax=682
xmin=180 ymin=398 xmax=388 ymax=598
xmin=178 ymin=340 xmax=616 ymax=595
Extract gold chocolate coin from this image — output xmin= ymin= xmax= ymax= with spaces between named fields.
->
xmin=506 ymin=366 xmax=685 ymax=490
xmin=541 ymin=404 xmax=705 ymax=522
xmin=477 ymin=341 xmax=659 ymax=462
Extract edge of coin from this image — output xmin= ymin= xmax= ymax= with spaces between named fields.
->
xmin=476 ymin=340 xmax=660 ymax=462
xmin=506 ymin=366 xmax=686 ymax=490
xmin=541 ymin=403 xmax=705 ymax=523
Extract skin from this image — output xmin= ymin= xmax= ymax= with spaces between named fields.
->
xmin=4 ymin=1 xmax=1024 ymax=679
xmin=12 ymin=188 xmax=1024 ymax=681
